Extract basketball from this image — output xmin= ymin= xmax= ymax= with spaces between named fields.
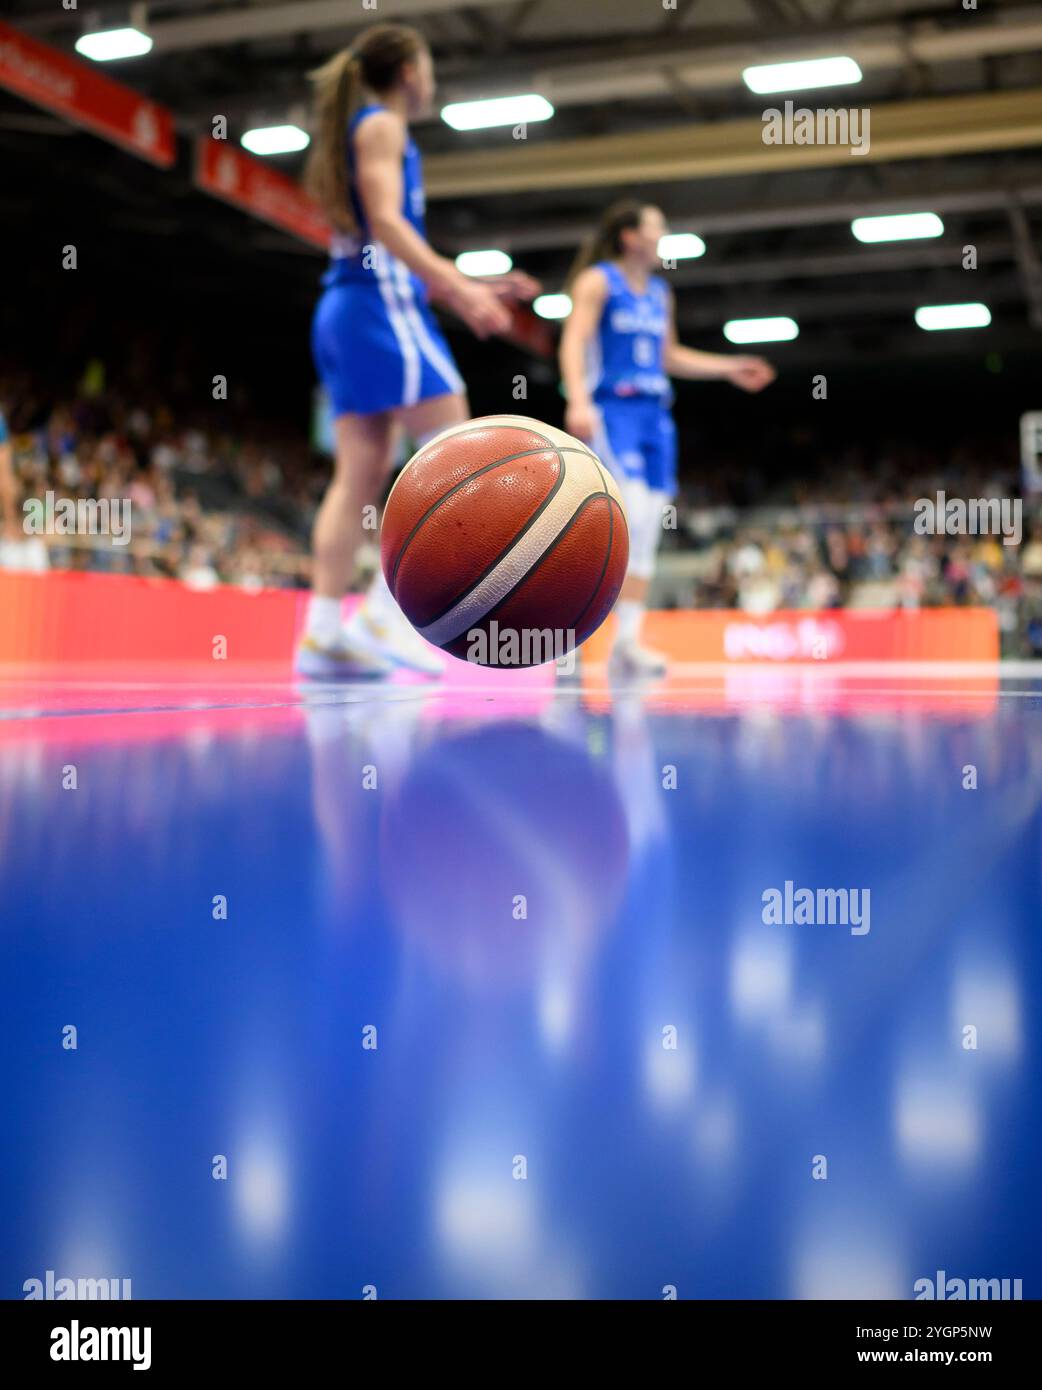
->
xmin=380 ymin=415 xmax=629 ymax=666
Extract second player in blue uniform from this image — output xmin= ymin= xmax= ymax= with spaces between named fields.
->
xmin=560 ymin=201 xmax=776 ymax=677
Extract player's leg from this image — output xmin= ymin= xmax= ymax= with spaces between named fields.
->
xmin=608 ymin=405 xmax=674 ymax=677
xmin=343 ymin=389 xmax=470 ymax=673
xmin=621 ymin=406 xmax=674 ymax=674
xmin=297 ymin=409 xmax=398 ymax=679
xmin=610 ymin=482 xmax=668 ymax=677
xmin=593 ymin=400 xmax=669 ymax=677
xmin=335 ymin=267 xmax=473 ymax=672
xmin=398 ymin=388 xmax=469 ymax=442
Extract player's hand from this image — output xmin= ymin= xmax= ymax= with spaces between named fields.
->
xmin=565 ymin=399 xmax=598 ymax=443
xmin=448 ymin=277 xmax=512 ymax=339
xmin=483 ymin=270 xmax=541 ymax=303
xmin=727 ymin=356 xmax=776 ymax=392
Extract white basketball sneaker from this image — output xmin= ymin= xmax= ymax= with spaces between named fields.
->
xmin=294 ymin=631 xmax=393 ymax=680
xmin=607 ymin=641 xmax=668 ymax=681
xmin=345 ymin=603 xmax=444 ymax=677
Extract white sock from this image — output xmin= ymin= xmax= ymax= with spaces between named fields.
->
xmin=306 ymin=594 xmax=343 ymax=643
xmin=364 ymin=567 xmax=401 ymax=622
xmin=615 ymin=599 xmax=643 ymax=649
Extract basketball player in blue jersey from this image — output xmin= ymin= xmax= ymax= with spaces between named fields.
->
xmin=560 ymin=201 xmax=776 ymax=677
xmin=298 ymin=24 xmax=537 ymax=678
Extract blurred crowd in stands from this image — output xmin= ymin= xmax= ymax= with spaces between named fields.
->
xmin=3 ymin=376 xmax=1042 ymax=656
xmin=0 ymin=374 xmax=322 ymax=590
xmin=662 ymin=440 xmax=1042 ymax=656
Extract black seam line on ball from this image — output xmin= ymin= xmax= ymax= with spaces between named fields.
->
xmin=570 ymin=494 xmax=624 ymax=637
xmin=417 ymin=452 xmax=568 ymax=628
xmin=389 ymin=443 xmax=591 ymax=593
xmin=568 ymin=454 xmax=624 ymax=637
xmin=568 ymin=456 xmax=615 ymax=635
xmin=592 ymin=455 xmax=630 ymax=545
xmin=477 ymin=488 xmax=618 ymax=636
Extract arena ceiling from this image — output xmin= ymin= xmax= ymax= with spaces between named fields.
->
xmin=4 ymin=0 xmax=1042 ymax=367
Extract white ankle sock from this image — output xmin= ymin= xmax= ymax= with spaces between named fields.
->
xmin=306 ymin=594 xmax=343 ymax=642
xmin=615 ymin=599 xmax=643 ymax=649
xmin=365 ymin=567 xmax=401 ymax=622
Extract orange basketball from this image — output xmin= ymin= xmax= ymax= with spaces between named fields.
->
xmin=380 ymin=415 xmax=629 ymax=667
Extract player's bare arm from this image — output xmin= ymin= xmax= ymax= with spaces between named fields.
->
xmin=560 ymin=266 xmax=609 ymax=442
xmin=663 ymin=291 xmax=776 ymax=391
xmin=355 ymin=111 xmax=508 ymax=338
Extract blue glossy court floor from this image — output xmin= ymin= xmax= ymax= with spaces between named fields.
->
xmin=2 ymin=661 xmax=1039 ymax=1299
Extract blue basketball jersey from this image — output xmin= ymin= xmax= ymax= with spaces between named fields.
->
xmin=323 ymin=103 xmax=427 ymax=298
xmin=588 ymin=261 xmax=672 ymax=404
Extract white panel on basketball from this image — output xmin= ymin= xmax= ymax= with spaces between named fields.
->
xmin=415 ymin=449 xmax=605 ymax=648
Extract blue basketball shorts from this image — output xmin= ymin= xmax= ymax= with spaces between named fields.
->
xmin=592 ymin=396 xmax=678 ymax=496
xmin=312 ymin=269 xmax=464 ymax=417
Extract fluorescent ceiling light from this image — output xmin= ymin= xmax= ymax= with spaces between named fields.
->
xmin=533 ymin=294 xmax=572 ymax=320
xmin=455 ymin=250 xmax=513 ymax=276
xmin=241 ymin=125 xmax=310 ymax=155
xmin=742 ymin=56 xmax=862 ymax=94
xmin=915 ymin=302 xmax=991 ymax=331
xmin=723 ymin=316 xmax=799 ymax=344
xmin=852 ymin=213 xmax=944 ymax=243
xmin=75 ymin=28 xmax=153 ymax=62
xmin=659 ymin=233 xmax=706 ymax=260
xmin=441 ymin=94 xmax=554 ymax=131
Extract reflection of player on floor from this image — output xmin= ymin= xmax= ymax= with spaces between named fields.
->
xmin=560 ymin=201 xmax=776 ymax=677
xmin=297 ymin=23 xmax=538 ymax=679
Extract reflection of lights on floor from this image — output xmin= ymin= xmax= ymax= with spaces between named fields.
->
xmin=792 ymin=1213 xmax=906 ymax=1299
xmin=730 ymin=927 xmax=793 ymax=1020
xmin=235 ymin=1141 xmax=289 ymax=1242
xmin=766 ymin=1005 xmax=826 ymax=1064
xmin=537 ymin=977 xmax=573 ymax=1049
xmin=644 ymin=1032 xmax=696 ymax=1107
xmin=691 ymin=1095 xmax=737 ymax=1164
xmin=951 ymin=959 xmax=1022 ymax=1061
xmin=894 ymin=1073 xmax=981 ymax=1168
xmin=434 ymin=1171 xmax=587 ymax=1297
xmin=52 ymin=1229 xmax=126 ymax=1297
xmin=436 ymin=1173 xmax=533 ymax=1262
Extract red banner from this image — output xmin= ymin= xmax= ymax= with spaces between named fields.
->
xmin=0 ymin=573 xmax=999 ymax=669
xmin=194 ymin=136 xmax=331 ymax=249
xmin=0 ymin=570 xmax=306 ymax=665
xmin=0 ymin=20 xmax=175 ymax=167
xmin=582 ymin=607 xmax=999 ymax=664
